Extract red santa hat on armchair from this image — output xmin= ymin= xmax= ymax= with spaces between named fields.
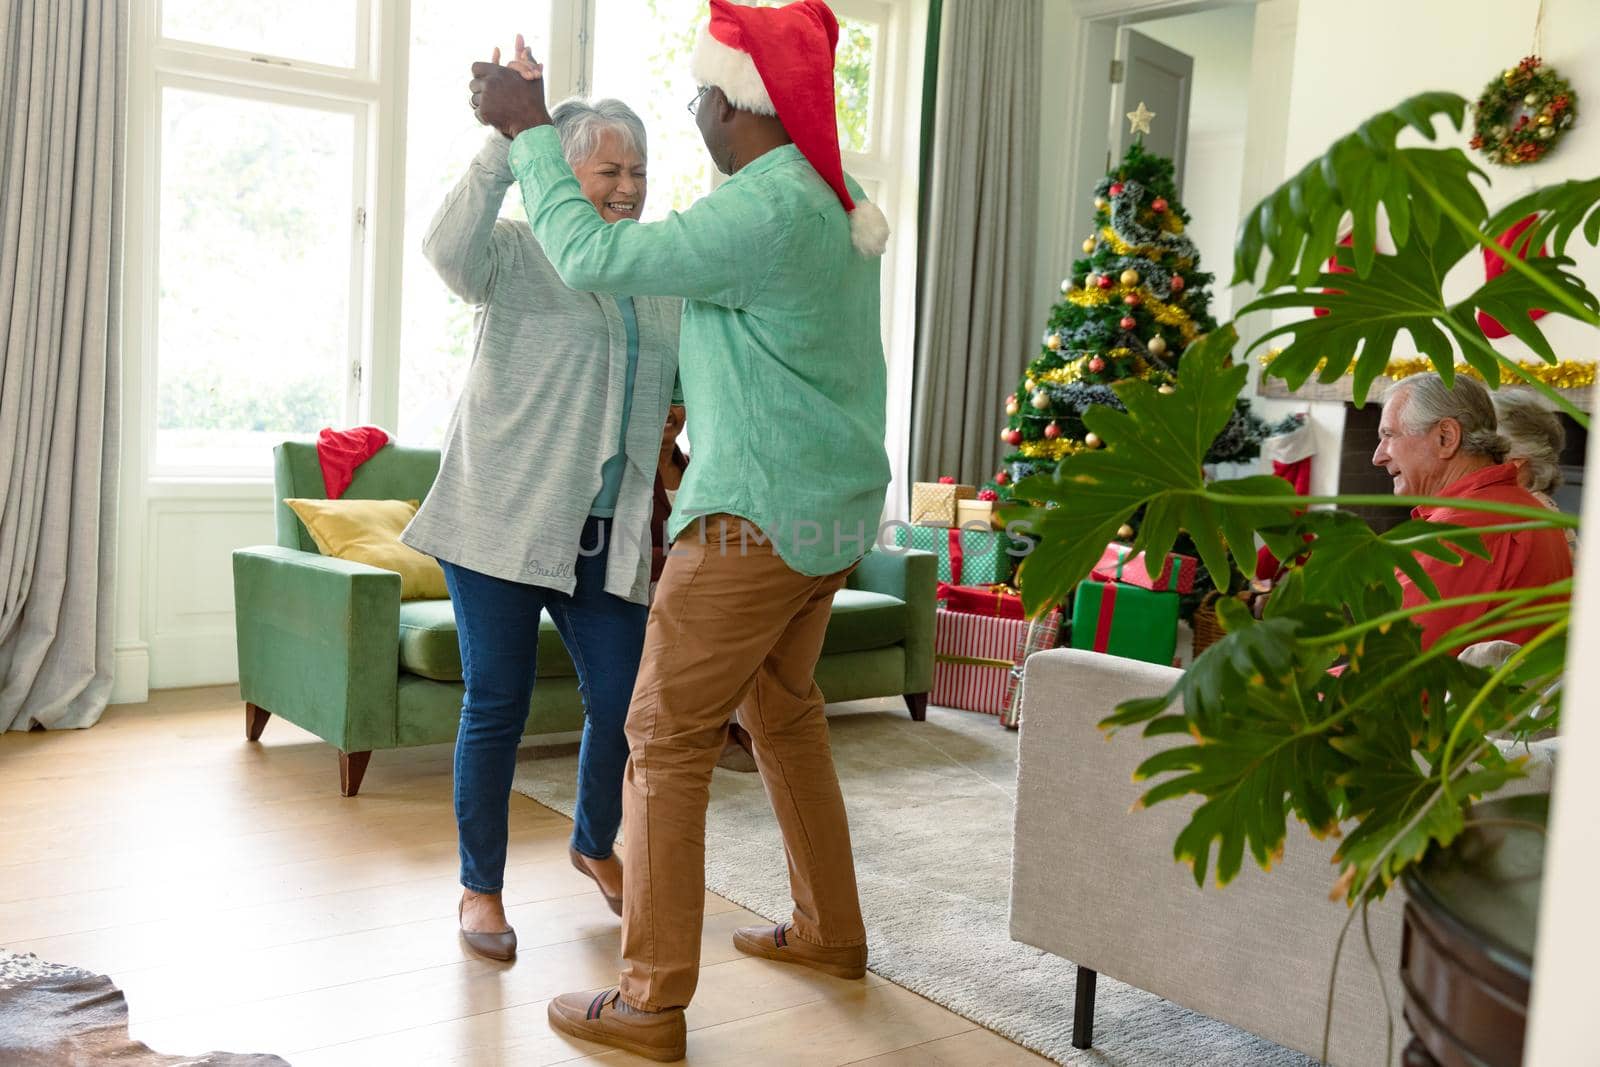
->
xmin=691 ymin=0 xmax=890 ymax=257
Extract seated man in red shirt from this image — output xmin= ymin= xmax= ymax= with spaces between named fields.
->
xmin=1372 ymin=373 xmax=1573 ymax=652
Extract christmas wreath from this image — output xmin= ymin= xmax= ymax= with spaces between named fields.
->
xmin=1470 ymin=55 xmax=1577 ymax=166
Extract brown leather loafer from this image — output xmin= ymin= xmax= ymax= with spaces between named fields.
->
xmin=547 ymin=988 xmax=686 ymax=1062
xmin=569 ymin=847 xmax=624 ymax=916
xmin=458 ymin=899 xmax=516 ymax=962
xmin=732 ymin=922 xmax=867 ymax=979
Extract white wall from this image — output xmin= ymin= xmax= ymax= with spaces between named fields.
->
xmin=1278 ymin=0 xmax=1600 ymax=497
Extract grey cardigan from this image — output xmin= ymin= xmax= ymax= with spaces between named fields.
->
xmin=401 ymin=135 xmax=681 ymax=605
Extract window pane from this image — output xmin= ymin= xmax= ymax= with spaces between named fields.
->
xmin=836 ymin=18 xmax=877 ymax=153
xmin=156 ymin=88 xmax=355 ymax=472
xmin=162 ymin=0 xmax=360 ymax=68
xmin=397 ymin=1 xmax=553 ymax=445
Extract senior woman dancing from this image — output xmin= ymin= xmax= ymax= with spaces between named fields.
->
xmin=402 ymin=95 xmax=680 ymax=961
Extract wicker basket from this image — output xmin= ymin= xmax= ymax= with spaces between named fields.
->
xmin=1192 ymin=590 xmax=1253 ymax=657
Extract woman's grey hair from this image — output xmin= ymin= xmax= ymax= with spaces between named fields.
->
xmin=549 ymin=97 xmax=647 ymax=169
xmin=1493 ymin=388 xmax=1566 ymax=493
xmin=1383 ymin=373 xmax=1509 ymax=463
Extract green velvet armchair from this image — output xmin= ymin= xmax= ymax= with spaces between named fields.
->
xmin=233 ymin=441 xmax=936 ymax=795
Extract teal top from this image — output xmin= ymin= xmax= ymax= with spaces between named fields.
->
xmin=510 ymin=125 xmax=890 ymax=577
xmin=589 ymin=295 xmax=641 ymax=518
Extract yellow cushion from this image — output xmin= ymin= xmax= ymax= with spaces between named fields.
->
xmin=283 ymin=498 xmax=447 ymax=601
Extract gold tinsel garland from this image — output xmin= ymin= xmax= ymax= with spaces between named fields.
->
xmin=1019 ymin=438 xmax=1085 ymax=461
xmin=1069 ymin=283 xmax=1198 ymax=342
xmin=1257 ymin=351 xmax=1596 ymax=390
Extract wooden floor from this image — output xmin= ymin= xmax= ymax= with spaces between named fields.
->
xmin=0 ymin=687 xmax=1050 ymax=1066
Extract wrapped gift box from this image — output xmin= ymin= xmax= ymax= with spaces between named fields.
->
xmin=1069 ymin=579 xmax=1179 ymax=666
xmin=936 ymin=582 xmax=1025 ymax=620
xmin=933 ymin=606 xmax=1062 ymax=714
xmin=894 ymin=524 xmax=1017 ymax=586
xmin=999 ymin=612 xmax=1063 ymax=729
xmin=910 ymin=480 xmax=976 ymax=527
xmin=1090 ymin=542 xmax=1198 ymax=594
xmin=956 ymin=498 xmax=1003 ymax=530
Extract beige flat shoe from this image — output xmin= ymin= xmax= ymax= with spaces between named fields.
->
xmin=570 ymin=846 xmax=624 ymax=916
xmin=458 ymin=898 xmax=517 ymax=961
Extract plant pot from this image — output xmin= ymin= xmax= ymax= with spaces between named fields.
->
xmin=1398 ymin=793 xmax=1545 ymax=1067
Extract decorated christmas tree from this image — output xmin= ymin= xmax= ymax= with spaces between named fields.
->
xmin=994 ymin=141 xmax=1266 ymax=502
xmin=992 ymin=137 xmax=1274 ymax=621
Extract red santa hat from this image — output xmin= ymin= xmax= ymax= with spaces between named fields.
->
xmin=691 ymin=0 xmax=890 ymax=257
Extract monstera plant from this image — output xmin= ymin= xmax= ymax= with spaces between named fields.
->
xmin=1009 ymin=91 xmax=1593 ymax=1039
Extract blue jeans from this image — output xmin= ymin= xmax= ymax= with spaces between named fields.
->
xmin=441 ymin=517 xmax=648 ymax=895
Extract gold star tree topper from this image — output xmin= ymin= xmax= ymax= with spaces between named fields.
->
xmin=1126 ymin=101 xmax=1155 ymax=136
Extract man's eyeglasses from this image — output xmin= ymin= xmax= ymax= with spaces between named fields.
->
xmin=687 ymin=85 xmax=711 ymax=116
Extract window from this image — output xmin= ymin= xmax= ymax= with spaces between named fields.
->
xmin=397 ymin=1 xmax=554 ymax=445
xmin=160 ymin=0 xmax=365 ymax=70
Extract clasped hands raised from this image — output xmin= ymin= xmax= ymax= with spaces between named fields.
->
xmin=469 ymin=34 xmax=552 ymax=140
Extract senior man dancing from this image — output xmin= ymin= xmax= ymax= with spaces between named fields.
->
xmin=470 ymin=0 xmax=890 ymax=1059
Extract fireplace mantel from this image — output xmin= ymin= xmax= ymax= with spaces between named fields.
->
xmin=1255 ymin=374 xmax=1593 ymax=412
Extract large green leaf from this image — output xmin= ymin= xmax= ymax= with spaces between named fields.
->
xmin=1258 ymin=513 xmax=1487 ymax=616
xmin=1486 ymin=176 xmax=1600 ymax=257
xmin=1233 ymin=93 xmax=1478 ymax=288
xmin=1006 ymin=328 xmax=1290 ymax=614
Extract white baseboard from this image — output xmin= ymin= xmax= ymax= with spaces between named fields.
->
xmin=149 ymin=630 xmax=239 ymax=690
xmin=111 ymin=642 xmax=151 ymax=704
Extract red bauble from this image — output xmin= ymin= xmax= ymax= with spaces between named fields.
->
xmin=1088 ymin=356 xmax=1106 ymax=373
xmin=1096 ymin=274 xmax=1114 ymax=290
xmin=995 ymin=471 xmax=1010 ymax=486
xmin=938 ymin=475 xmax=955 ymax=484
xmin=977 ymin=488 xmax=999 ymax=501
xmin=1152 ymin=198 xmax=1168 ymax=213
xmin=1169 ymin=275 xmax=1185 ymax=292
xmin=1109 ymin=182 xmax=1125 ymax=197
xmin=1002 ymin=428 xmax=1022 ymax=446
xmin=1123 ymin=293 xmax=1141 ymax=307
xmin=1119 ymin=315 xmax=1137 ymax=330
xmin=1044 ymin=421 xmax=1061 ymax=440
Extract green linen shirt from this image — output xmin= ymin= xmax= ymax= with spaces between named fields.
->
xmin=509 ymin=125 xmax=889 ymax=577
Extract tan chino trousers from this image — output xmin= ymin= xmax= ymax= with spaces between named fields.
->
xmin=618 ymin=515 xmax=867 ymax=1011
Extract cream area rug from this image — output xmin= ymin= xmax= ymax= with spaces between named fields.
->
xmin=512 ymin=701 xmax=1314 ymax=1065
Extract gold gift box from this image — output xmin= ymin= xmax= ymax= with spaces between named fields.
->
xmin=910 ymin=481 xmax=976 ymax=527
xmin=956 ymin=499 xmax=1004 ymax=530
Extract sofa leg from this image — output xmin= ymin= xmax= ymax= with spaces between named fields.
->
xmin=1072 ymin=966 xmax=1097 ymax=1049
xmin=245 ymin=703 xmax=271 ymax=741
xmin=339 ymin=751 xmax=372 ymax=797
xmin=904 ymin=692 xmax=928 ymax=722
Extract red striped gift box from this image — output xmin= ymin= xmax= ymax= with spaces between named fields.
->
xmin=932 ymin=607 xmax=1061 ymax=714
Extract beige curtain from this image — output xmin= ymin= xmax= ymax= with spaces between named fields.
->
xmin=910 ymin=0 xmax=1041 ymax=486
xmin=0 ymin=1 xmax=125 ymax=731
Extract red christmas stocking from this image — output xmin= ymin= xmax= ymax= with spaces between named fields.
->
xmin=1254 ymin=417 xmax=1316 ymax=581
xmin=1477 ymin=213 xmax=1549 ymax=339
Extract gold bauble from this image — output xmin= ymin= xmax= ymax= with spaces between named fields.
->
xmin=1539 ymin=126 xmax=1554 ymax=140
xmin=1005 ymin=400 xmax=1020 ymax=416
xmin=1117 ymin=524 xmax=1135 ymax=540
xmin=1524 ymin=92 xmax=1541 ymax=106
xmin=1147 ymin=335 xmax=1168 ymax=356
xmin=1119 ymin=269 xmax=1140 ymax=286
xmin=1045 ymin=333 xmax=1062 ymax=351
xmin=1060 ymin=277 xmax=1072 ymax=294
xmin=1031 ymin=390 xmax=1052 ymax=410
xmin=1094 ymin=196 xmax=1108 ymax=210
xmin=1537 ymin=112 xmax=1553 ymax=125
xmin=1082 ymin=237 xmax=1097 ymax=254
xmin=1084 ymin=432 xmax=1102 ymax=449
xmin=1158 ymin=383 xmax=1176 ymax=395
xmin=1024 ymin=377 xmax=1036 ymax=391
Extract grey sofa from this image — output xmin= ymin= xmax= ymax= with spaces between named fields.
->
xmin=1009 ymin=648 xmax=1554 ymax=1067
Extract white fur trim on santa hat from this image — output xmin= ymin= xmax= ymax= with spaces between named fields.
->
xmin=850 ymin=200 xmax=890 ymax=257
xmin=691 ymin=27 xmax=776 ymax=116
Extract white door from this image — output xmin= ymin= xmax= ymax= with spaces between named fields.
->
xmin=1110 ymin=28 xmax=1193 ymax=192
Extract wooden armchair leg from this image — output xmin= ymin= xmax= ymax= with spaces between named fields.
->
xmin=245 ymin=703 xmax=271 ymax=741
xmin=904 ymin=692 xmax=928 ymax=722
xmin=339 ymin=750 xmax=373 ymax=797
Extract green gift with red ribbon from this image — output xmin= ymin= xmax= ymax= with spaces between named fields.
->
xmin=893 ymin=524 xmax=1018 ymax=586
xmin=1068 ymin=579 xmax=1178 ymax=666
xmin=1089 ymin=542 xmax=1197 ymax=594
